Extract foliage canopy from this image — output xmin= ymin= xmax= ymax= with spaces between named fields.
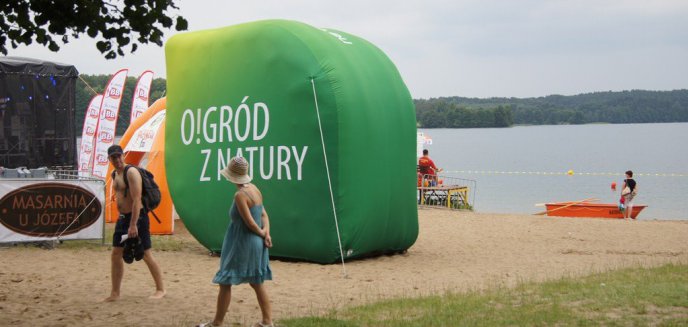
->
xmin=75 ymin=74 xmax=688 ymax=133
xmin=76 ymin=74 xmax=167 ymax=135
xmin=1 ymin=0 xmax=188 ymax=59
xmin=416 ymin=90 xmax=688 ymax=128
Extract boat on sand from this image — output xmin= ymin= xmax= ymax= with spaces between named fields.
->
xmin=544 ymin=202 xmax=647 ymax=219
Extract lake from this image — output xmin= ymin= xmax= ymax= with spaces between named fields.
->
xmin=420 ymin=123 xmax=688 ymax=220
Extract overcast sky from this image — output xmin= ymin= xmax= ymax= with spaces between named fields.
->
xmin=8 ymin=0 xmax=688 ymax=99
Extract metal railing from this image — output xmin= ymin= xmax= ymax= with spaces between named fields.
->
xmin=0 ymin=167 xmax=102 ymax=182
xmin=47 ymin=169 xmax=89 ymax=180
xmin=417 ymin=173 xmax=477 ymax=210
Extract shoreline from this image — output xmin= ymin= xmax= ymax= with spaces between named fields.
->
xmin=1 ymin=209 xmax=687 ymax=326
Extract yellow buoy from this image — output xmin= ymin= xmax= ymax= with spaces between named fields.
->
xmin=567 ymin=170 xmax=574 ymax=175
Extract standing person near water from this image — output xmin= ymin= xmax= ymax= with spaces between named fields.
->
xmin=621 ymin=170 xmax=638 ymax=219
xmin=197 ymin=156 xmax=273 ymax=327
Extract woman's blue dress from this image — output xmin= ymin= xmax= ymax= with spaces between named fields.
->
xmin=212 ymin=202 xmax=272 ymax=285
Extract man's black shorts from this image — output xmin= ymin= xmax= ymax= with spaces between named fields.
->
xmin=112 ymin=210 xmax=152 ymax=250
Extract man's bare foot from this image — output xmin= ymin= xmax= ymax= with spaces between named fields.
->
xmin=103 ymin=294 xmax=120 ymax=302
xmin=149 ymin=290 xmax=166 ymax=299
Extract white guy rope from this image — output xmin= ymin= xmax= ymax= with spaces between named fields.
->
xmin=310 ymin=77 xmax=348 ymax=278
xmin=55 ymin=193 xmax=100 ymax=240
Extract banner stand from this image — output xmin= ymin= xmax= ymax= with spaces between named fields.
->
xmin=0 ymin=172 xmax=106 ymax=245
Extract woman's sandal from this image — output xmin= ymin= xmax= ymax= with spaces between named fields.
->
xmin=196 ymin=322 xmax=216 ymax=327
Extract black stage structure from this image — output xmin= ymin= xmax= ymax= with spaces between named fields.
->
xmin=0 ymin=57 xmax=79 ymax=169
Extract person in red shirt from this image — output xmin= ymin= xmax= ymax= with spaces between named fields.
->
xmin=418 ymin=149 xmax=442 ymax=186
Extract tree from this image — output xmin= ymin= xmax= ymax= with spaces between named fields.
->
xmin=75 ymin=74 xmax=168 ymax=135
xmin=420 ymin=110 xmax=444 ymax=128
xmin=494 ymin=105 xmax=513 ymax=127
xmin=0 ymin=0 xmax=188 ymax=59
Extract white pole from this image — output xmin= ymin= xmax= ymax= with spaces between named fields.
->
xmin=310 ymin=78 xmax=348 ymax=278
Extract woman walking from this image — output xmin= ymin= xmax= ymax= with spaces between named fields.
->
xmin=198 ymin=156 xmax=273 ymax=327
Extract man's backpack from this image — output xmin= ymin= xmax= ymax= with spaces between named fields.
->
xmin=112 ymin=165 xmax=162 ymax=223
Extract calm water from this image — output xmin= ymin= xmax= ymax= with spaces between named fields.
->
xmin=420 ymin=123 xmax=688 ymax=220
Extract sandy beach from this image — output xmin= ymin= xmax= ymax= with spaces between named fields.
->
xmin=1 ymin=209 xmax=687 ymax=327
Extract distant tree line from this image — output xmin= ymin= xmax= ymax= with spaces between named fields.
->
xmin=75 ymin=74 xmax=167 ymax=135
xmin=415 ymin=90 xmax=688 ymax=128
xmin=414 ymin=103 xmax=513 ymax=128
xmin=75 ymin=75 xmax=688 ymax=133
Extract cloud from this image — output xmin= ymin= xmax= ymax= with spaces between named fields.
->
xmin=6 ymin=0 xmax=688 ymax=98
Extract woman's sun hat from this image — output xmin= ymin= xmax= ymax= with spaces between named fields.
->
xmin=220 ymin=156 xmax=252 ymax=184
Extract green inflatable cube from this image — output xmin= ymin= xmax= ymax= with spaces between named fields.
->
xmin=165 ymin=20 xmax=418 ymax=263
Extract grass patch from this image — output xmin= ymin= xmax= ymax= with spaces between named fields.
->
xmin=282 ymin=263 xmax=688 ymax=326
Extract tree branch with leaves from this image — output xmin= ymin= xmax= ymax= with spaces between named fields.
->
xmin=0 ymin=0 xmax=188 ymax=59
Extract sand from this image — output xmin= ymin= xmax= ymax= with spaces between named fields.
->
xmin=1 ymin=209 xmax=687 ymax=326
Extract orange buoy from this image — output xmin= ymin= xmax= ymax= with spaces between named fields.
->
xmin=611 ymin=182 xmax=617 ymax=191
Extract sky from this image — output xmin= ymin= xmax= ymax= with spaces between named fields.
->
xmin=8 ymin=0 xmax=688 ymax=99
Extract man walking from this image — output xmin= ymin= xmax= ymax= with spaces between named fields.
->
xmin=104 ymin=145 xmax=165 ymax=301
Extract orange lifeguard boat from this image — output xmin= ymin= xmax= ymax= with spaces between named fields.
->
xmin=544 ymin=202 xmax=647 ymax=219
